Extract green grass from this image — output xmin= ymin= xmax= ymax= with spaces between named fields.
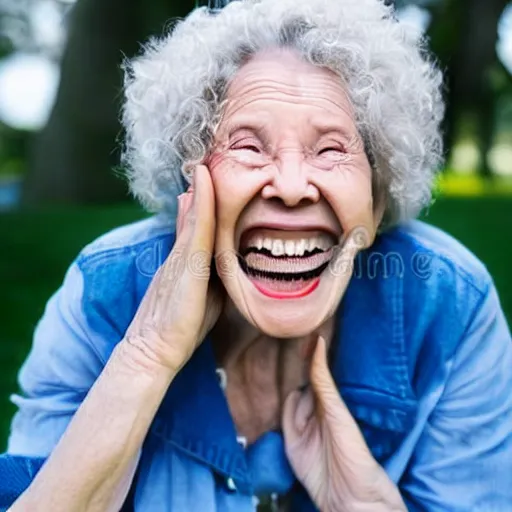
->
xmin=0 ymin=205 xmax=147 ymax=449
xmin=0 ymin=198 xmax=511 ymax=450
xmin=437 ymin=172 xmax=512 ymax=197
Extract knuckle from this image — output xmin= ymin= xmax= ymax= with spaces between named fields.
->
xmin=120 ymin=332 xmax=170 ymax=373
xmin=187 ymin=250 xmax=212 ymax=279
xmin=122 ymin=327 xmax=191 ymax=375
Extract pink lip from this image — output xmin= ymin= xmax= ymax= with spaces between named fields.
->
xmin=251 ymin=277 xmax=320 ymax=299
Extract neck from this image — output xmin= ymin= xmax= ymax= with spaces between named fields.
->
xmin=210 ymin=298 xmax=336 ymax=443
xmin=211 ymin=298 xmax=336 ymax=371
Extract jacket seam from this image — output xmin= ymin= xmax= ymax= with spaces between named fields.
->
xmin=76 ymin=232 xmax=173 ymax=269
xmin=391 ymin=270 xmax=409 ymax=399
xmin=71 ymin=261 xmax=124 ymax=368
xmin=450 ymin=279 xmax=491 ymax=368
xmin=385 ymin=228 xmax=491 ymax=295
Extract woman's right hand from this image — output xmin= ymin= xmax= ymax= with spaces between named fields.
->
xmin=122 ymin=164 xmax=224 ymax=375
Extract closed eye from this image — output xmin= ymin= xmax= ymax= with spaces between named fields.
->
xmin=318 ymin=146 xmax=344 ymax=155
xmin=237 ymin=144 xmax=260 ymax=153
xmin=231 ymin=140 xmax=262 ymax=153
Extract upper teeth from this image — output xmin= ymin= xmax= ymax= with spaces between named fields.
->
xmin=251 ymin=237 xmax=331 ymax=257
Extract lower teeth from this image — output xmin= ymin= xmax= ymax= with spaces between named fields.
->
xmin=238 ymin=257 xmax=329 ymax=281
xmin=250 ymin=275 xmax=318 ymax=293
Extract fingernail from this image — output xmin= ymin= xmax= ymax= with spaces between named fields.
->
xmin=177 ymin=194 xmax=186 ymax=233
xmin=192 ymin=165 xmax=199 ymax=188
xmin=186 ymin=191 xmax=194 ymax=214
xmin=177 ymin=189 xmax=194 ymax=230
xmin=191 ymin=167 xmax=200 ymax=206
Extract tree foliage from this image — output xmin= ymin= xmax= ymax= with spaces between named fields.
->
xmin=425 ymin=0 xmax=511 ymax=176
xmin=23 ymin=0 xmax=196 ymax=205
xmin=0 ymin=0 xmax=509 ymax=204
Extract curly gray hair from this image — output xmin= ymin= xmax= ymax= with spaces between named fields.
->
xmin=121 ymin=0 xmax=444 ymax=227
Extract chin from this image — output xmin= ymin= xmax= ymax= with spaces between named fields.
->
xmin=216 ymin=233 xmax=352 ymax=338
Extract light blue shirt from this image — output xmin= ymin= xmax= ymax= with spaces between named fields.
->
xmin=3 ymin=214 xmax=512 ymax=511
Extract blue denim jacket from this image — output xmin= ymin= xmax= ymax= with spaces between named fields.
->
xmin=3 ymin=215 xmax=512 ymax=511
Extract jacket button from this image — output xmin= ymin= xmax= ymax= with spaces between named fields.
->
xmin=226 ymin=477 xmax=237 ymax=492
xmin=216 ymin=368 xmax=227 ymax=390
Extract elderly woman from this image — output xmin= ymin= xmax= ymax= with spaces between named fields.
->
xmin=2 ymin=0 xmax=512 ymax=510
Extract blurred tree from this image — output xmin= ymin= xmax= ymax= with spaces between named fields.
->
xmin=0 ymin=122 xmax=32 ymax=178
xmin=0 ymin=0 xmax=69 ymax=59
xmin=0 ymin=0 xmax=34 ymax=56
xmin=0 ymin=0 xmax=60 ymax=181
xmin=426 ymin=0 xmax=510 ymax=177
xmin=23 ymin=0 xmax=196 ymax=205
xmin=16 ymin=0 xmax=512 ymax=203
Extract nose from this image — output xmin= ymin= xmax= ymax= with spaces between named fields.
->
xmin=261 ymin=152 xmax=320 ymax=207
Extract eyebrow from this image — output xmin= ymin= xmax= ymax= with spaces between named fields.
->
xmin=308 ymin=116 xmax=360 ymax=143
xmin=226 ymin=116 xmax=271 ymax=143
xmin=224 ymin=113 xmax=361 ymax=147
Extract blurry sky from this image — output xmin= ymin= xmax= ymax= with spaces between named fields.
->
xmin=0 ymin=1 xmax=511 ymax=131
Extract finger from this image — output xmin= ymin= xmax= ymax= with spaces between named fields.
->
xmin=282 ymin=387 xmax=315 ymax=453
xmin=161 ymin=165 xmax=214 ymax=278
xmin=187 ymin=164 xmax=215 ymax=255
xmin=175 ymin=187 xmax=194 ymax=241
xmin=310 ymin=336 xmax=366 ymax=441
xmin=283 ymin=387 xmax=315 ymax=437
xmin=310 ymin=336 xmax=339 ymax=417
xmin=176 ymin=192 xmax=189 ymax=238
xmin=152 ymin=166 xmax=215 ymax=316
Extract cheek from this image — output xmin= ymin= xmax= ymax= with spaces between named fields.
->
xmin=315 ymin=165 xmax=375 ymax=229
xmin=209 ymin=160 xmax=260 ymax=226
xmin=210 ymin=151 xmax=273 ymax=196
xmin=210 ymin=168 xmax=239 ymax=225
xmin=209 ymin=153 xmax=246 ymax=190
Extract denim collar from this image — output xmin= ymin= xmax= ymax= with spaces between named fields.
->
xmin=150 ymin=337 xmax=255 ymax=491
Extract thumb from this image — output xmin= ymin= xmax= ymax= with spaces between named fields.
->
xmin=310 ymin=336 xmax=342 ymax=420
xmin=282 ymin=387 xmax=315 ymax=444
xmin=310 ymin=337 xmax=373 ymax=451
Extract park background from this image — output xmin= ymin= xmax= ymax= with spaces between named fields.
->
xmin=0 ymin=0 xmax=511 ymax=452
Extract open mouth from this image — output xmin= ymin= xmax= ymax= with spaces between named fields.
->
xmin=238 ymin=228 xmax=337 ymax=298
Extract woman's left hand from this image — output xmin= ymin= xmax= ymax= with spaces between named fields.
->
xmin=282 ymin=336 xmax=407 ymax=512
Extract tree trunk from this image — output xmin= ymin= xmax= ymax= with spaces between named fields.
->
xmin=23 ymin=0 xmax=195 ymax=205
xmin=458 ymin=0 xmax=509 ymax=178
xmin=427 ymin=0 xmax=509 ymax=177
xmin=426 ymin=0 xmax=464 ymax=169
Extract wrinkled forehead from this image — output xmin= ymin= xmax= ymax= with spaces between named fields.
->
xmin=218 ymin=48 xmax=357 ymax=134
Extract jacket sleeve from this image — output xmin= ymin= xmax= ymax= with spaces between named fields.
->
xmin=0 ymin=455 xmax=45 ymax=511
xmin=0 ymin=453 xmax=139 ymax=511
xmin=7 ymin=261 xmax=113 ymax=456
xmin=400 ymin=282 xmax=512 ymax=511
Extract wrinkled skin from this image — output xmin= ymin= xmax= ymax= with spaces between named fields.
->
xmin=208 ymin=48 xmax=380 ymax=339
xmin=123 ymin=165 xmax=224 ymax=376
xmin=282 ymin=336 xmax=407 ymax=511
xmin=133 ymin=48 xmax=404 ymax=510
xmin=202 ymin=48 xmax=404 ymax=510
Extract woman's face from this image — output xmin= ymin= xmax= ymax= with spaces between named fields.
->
xmin=207 ymin=48 xmax=382 ymax=338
